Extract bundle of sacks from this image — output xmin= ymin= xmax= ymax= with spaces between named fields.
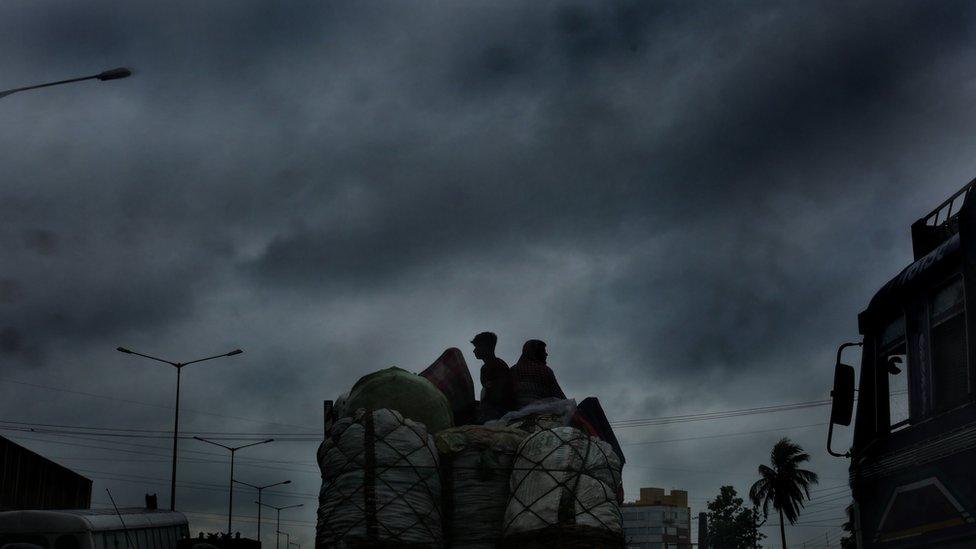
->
xmin=317 ymin=408 xmax=444 ymax=548
xmin=502 ymin=427 xmax=623 ymax=548
xmin=316 ymin=349 xmax=625 ymax=549
xmin=436 ymin=425 xmax=527 ymax=549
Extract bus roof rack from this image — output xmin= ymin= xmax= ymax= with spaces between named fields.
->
xmin=911 ymin=177 xmax=976 ymax=261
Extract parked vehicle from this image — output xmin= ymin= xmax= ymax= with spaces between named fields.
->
xmin=827 ymin=178 xmax=976 ymax=548
xmin=0 ymin=507 xmax=189 ymax=549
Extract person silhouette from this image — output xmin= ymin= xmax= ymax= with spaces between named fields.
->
xmin=510 ymin=339 xmax=566 ymax=408
xmin=472 ymin=331 xmax=514 ymax=423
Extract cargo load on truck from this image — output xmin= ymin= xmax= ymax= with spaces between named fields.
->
xmin=316 ymin=408 xmax=444 ymax=548
xmin=501 ymin=426 xmax=623 ymax=549
xmin=316 ymin=340 xmax=625 ymax=549
xmin=344 ymin=366 xmax=454 ymax=434
xmin=435 ymin=425 xmax=528 ymax=549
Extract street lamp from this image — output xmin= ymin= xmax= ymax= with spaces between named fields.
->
xmin=256 ymin=502 xmax=303 ymax=549
xmin=195 ymin=437 xmax=274 ymax=536
xmin=116 ymin=346 xmax=243 ymax=510
xmin=232 ymin=478 xmax=290 ymax=542
xmin=1 ymin=67 xmax=132 ymax=99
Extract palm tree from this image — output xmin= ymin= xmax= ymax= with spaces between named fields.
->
xmin=749 ymin=438 xmax=819 ymax=548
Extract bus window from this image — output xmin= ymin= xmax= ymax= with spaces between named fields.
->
xmin=931 ymin=277 xmax=969 ymax=411
xmin=880 ymin=314 xmax=909 ymax=429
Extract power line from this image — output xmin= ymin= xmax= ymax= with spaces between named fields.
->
xmin=612 ymin=391 xmax=905 ymax=429
xmin=2 ymin=432 xmax=320 ymax=475
xmin=622 ymin=422 xmax=826 ymax=446
xmin=611 ymin=400 xmax=832 ymax=428
xmin=0 ymin=417 xmax=831 ymax=443
xmin=0 ymin=418 xmax=316 ymax=436
xmin=0 ymin=377 xmax=314 ymax=430
xmin=4 ymin=375 xmax=890 ymax=435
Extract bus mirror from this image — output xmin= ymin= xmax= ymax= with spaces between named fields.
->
xmin=830 ymin=362 xmax=856 ymax=426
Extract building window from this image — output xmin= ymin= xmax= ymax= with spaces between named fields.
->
xmin=930 ymin=277 xmax=969 ymax=411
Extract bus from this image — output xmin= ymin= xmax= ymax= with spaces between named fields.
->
xmin=827 ymin=178 xmax=976 ymax=547
xmin=0 ymin=507 xmax=189 ymax=549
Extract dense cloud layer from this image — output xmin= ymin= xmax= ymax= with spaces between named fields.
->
xmin=3 ymin=1 xmax=976 ymax=544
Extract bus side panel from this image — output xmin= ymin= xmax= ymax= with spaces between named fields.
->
xmin=855 ymin=446 xmax=976 ymax=547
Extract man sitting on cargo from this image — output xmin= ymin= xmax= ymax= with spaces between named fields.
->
xmin=473 ymin=331 xmax=514 ymax=423
xmin=511 ymin=339 xmax=566 ymax=408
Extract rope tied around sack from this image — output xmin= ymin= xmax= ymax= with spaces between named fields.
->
xmin=503 ymin=427 xmax=621 ymax=537
xmin=317 ymin=408 xmax=444 ymax=547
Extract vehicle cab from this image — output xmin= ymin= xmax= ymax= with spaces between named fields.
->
xmin=828 ymin=180 xmax=976 ymax=547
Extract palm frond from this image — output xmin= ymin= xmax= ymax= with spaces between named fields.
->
xmin=753 ymin=438 xmax=820 ymax=526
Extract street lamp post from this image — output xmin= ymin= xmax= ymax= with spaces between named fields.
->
xmin=256 ymin=502 xmax=303 ymax=549
xmin=116 ymin=347 xmax=243 ymax=511
xmin=1 ymin=68 xmax=132 ymax=99
xmin=195 ymin=437 xmax=274 ymax=536
xmin=232 ymin=478 xmax=290 ymax=542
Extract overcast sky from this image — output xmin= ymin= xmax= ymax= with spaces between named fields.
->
xmin=3 ymin=1 xmax=976 ymax=546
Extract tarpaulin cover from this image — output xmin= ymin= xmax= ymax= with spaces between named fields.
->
xmin=435 ymin=426 xmax=528 ymax=549
xmin=346 ymin=367 xmax=453 ymax=434
xmin=419 ymin=349 xmax=475 ymax=426
xmin=502 ymin=427 xmax=622 ymax=542
xmin=316 ymin=408 xmax=444 ymax=548
xmin=571 ymin=397 xmax=625 ymax=466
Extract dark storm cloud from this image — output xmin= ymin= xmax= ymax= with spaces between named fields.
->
xmin=4 ymin=0 xmax=976 ymax=543
xmin=240 ymin=0 xmax=976 ymax=386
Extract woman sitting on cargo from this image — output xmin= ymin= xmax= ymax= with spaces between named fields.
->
xmin=510 ymin=339 xmax=566 ymax=408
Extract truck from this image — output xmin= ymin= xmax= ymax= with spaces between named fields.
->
xmin=827 ymin=178 xmax=976 ymax=547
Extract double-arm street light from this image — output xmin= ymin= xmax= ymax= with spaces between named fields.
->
xmin=195 ymin=437 xmax=274 ymax=536
xmin=256 ymin=502 xmax=303 ymax=549
xmin=116 ymin=346 xmax=243 ymax=510
xmin=1 ymin=67 xmax=131 ymax=99
xmin=232 ymin=478 xmax=291 ymax=542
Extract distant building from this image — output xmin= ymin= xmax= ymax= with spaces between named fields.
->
xmin=621 ymin=487 xmax=692 ymax=549
xmin=0 ymin=435 xmax=92 ymax=511
xmin=698 ymin=511 xmax=708 ymax=548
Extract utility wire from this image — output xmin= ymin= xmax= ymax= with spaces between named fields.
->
xmin=4 ymin=376 xmax=899 ymax=435
xmin=0 ymin=377 xmax=314 ymax=430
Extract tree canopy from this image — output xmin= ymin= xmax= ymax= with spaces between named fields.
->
xmin=705 ymin=485 xmax=765 ymax=548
